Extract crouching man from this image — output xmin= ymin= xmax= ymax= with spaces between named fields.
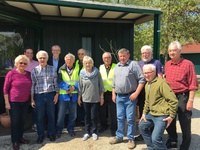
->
xmin=138 ymin=64 xmax=178 ymax=150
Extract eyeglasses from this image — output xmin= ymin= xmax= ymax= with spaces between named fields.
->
xmin=19 ymin=62 xmax=28 ymax=65
xmin=38 ymin=57 xmax=46 ymax=60
xmin=78 ymin=53 xmax=85 ymax=56
xmin=143 ymin=71 xmax=154 ymax=75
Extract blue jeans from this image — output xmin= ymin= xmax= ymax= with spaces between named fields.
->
xmin=34 ymin=92 xmax=56 ymax=138
xmin=10 ymin=101 xmax=29 ymax=143
xmin=83 ymin=102 xmax=100 ymax=134
xmin=56 ymin=100 xmax=77 ymax=134
xmin=139 ymin=113 xmax=167 ymax=150
xmin=116 ymin=94 xmax=137 ymax=140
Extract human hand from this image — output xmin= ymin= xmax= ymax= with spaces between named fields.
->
xmin=129 ymin=92 xmax=137 ymax=101
xmin=139 ymin=115 xmax=146 ymax=124
xmin=163 ymin=116 xmax=173 ymax=128
xmin=100 ymin=98 xmax=104 ymax=106
xmin=186 ymin=100 xmax=193 ymax=111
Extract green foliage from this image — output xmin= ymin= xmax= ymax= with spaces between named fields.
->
xmin=87 ymin=0 xmax=200 ymax=62
xmin=195 ymin=79 xmax=200 ymax=97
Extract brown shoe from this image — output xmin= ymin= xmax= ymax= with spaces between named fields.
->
xmin=109 ymin=137 xmax=123 ymax=144
xmin=12 ymin=142 xmax=19 ymax=150
xmin=127 ymin=140 xmax=136 ymax=149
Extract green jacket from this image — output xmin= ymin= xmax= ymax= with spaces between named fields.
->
xmin=143 ymin=77 xmax=178 ymax=119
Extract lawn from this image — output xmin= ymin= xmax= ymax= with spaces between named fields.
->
xmin=195 ymin=79 xmax=200 ymax=97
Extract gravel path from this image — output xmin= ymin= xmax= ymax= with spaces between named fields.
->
xmin=0 ymin=98 xmax=199 ymax=150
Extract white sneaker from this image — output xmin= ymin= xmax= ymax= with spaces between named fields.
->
xmin=82 ymin=133 xmax=90 ymax=141
xmin=92 ymin=133 xmax=98 ymax=141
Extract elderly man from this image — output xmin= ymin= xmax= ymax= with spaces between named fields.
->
xmin=75 ymin=48 xmax=86 ymax=126
xmin=56 ymin=53 xmax=79 ymax=138
xmin=99 ymin=52 xmax=117 ymax=136
xmin=138 ymin=64 xmax=178 ymax=150
xmin=75 ymin=48 xmax=86 ymax=73
xmin=165 ymin=41 xmax=198 ymax=150
xmin=136 ymin=45 xmax=163 ymax=141
xmin=109 ymin=48 xmax=145 ymax=149
xmin=47 ymin=45 xmax=65 ymax=74
xmin=31 ymin=50 xmax=59 ymax=144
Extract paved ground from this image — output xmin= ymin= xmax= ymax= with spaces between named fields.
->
xmin=0 ymin=98 xmax=200 ymax=150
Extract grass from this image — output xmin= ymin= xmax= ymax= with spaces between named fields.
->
xmin=195 ymin=79 xmax=200 ymax=97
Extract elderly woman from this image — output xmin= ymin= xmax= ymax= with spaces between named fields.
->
xmin=78 ymin=56 xmax=104 ymax=141
xmin=4 ymin=55 xmax=31 ymax=150
xmin=31 ymin=50 xmax=59 ymax=144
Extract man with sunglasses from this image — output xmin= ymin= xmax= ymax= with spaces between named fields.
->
xmin=75 ymin=48 xmax=86 ymax=126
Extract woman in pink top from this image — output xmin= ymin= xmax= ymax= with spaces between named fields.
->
xmin=3 ymin=55 xmax=32 ymax=150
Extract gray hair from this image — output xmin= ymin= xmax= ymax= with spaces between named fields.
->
xmin=168 ymin=41 xmax=182 ymax=51
xmin=52 ymin=45 xmax=61 ymax=51
xmin=83 ymin=56 xmax=94 ymax=66
xmin=36 ymin=50 xmax=49 ymax=59
xmin=143 ymin=64 xmax=156 ymax=71
xmin=102 ymin=52 xmax=112 ymax=59
xmin=118 ymin=48 xmax=130 ymax=55
xmin=141 ymin=45 xmax=152 ymax=53
xmin=14 ymin=55 xmax=30 ymax=66
xmin=64 ymin=53 xmax=75 ymax=61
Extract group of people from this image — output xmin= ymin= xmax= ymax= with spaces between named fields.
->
xmin=3 ymin=41 xmax=198 ymax=150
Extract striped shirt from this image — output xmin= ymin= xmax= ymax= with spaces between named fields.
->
xmin=31 ymin=65 xmax=59 ymax=94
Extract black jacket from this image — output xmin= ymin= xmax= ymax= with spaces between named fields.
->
xmin=47 ymin=56 xmax=65 ymax=74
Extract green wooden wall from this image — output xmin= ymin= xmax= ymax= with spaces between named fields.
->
xmin=42 ymin=21 xmax=133 ymax=67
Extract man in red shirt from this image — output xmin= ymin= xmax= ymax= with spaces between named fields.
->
xmin=165 ymin=41 xmax=198 ymax=150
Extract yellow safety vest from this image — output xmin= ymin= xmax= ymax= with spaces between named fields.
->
xmin=59 ymin=69 xmax=79 ymax=94
xmin=75 ymin=60 xmax=84 ymax=72
xmin=99 ymin=63 xmax=116 ymax=92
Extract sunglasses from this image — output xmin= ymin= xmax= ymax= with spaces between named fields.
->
xmin=19 ymin=62 xmax=28 ymax=65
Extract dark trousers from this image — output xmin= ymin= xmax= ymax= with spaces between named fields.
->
xmin=83 ymin=102 xmax=100 ymax=134
xmin=137 ymin=88 xmax=145 ymax=118
xmin=77 ymin=97 xmax=85 ymax=124
xmin=166 ymin=92 xmax=192 ymax=150
xmin=10 ymin=101 xmax=29 ymax=143
xmin=99 ymin=91 xmax=117 ymax=132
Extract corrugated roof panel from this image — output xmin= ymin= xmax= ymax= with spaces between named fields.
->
xmin=122 ymin=13 xmax=142 ymax=19
xmin=6 ymin=1 xmax=36 ymax=13
xmin=83 ymin=9 xmax=105 ymax=18
xmin=102 ymin=11 xmax=125 ymax=19
xmin=60 ymin=6 xmax=82 ymax=17
xmin=34 ymin=4 xmax=59 ymax=16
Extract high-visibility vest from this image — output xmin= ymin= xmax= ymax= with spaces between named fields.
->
xmin=99 ymin=63 xmax=116 ymax=92
xmin=59 ymin=69 xmax=79 ymax=94
xmin=75 ymin=60 xmax=84 ymax=72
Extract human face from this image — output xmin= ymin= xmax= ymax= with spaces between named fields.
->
xmin=84 ymin=60 xmax=93 ymax=72
xmin=102 ymin=53 xmax=112 ymax=66
xmin=78 ymin=49 xmax=86 ymax=61
xmin=141 ymin=49 xmax=152 ymax=62
xmin=118 ymin=52 xmax=130 ymax=65
xmin=17 ymin=58 xmax=28 ymax=71
xmin=65 ymin=56 xmax=74 ymax=68
xmin=143 ymin=67 xmax=156 ymax=82
xmin=52 ymin=46 xmax=60 ymax=58
xmin=38 ymin=53 xmax=48 ymax=67
xmin=24 ymin=49 xmax=33 ymax=61
xmin=168 ymin=44 xmax=181 ymax=61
